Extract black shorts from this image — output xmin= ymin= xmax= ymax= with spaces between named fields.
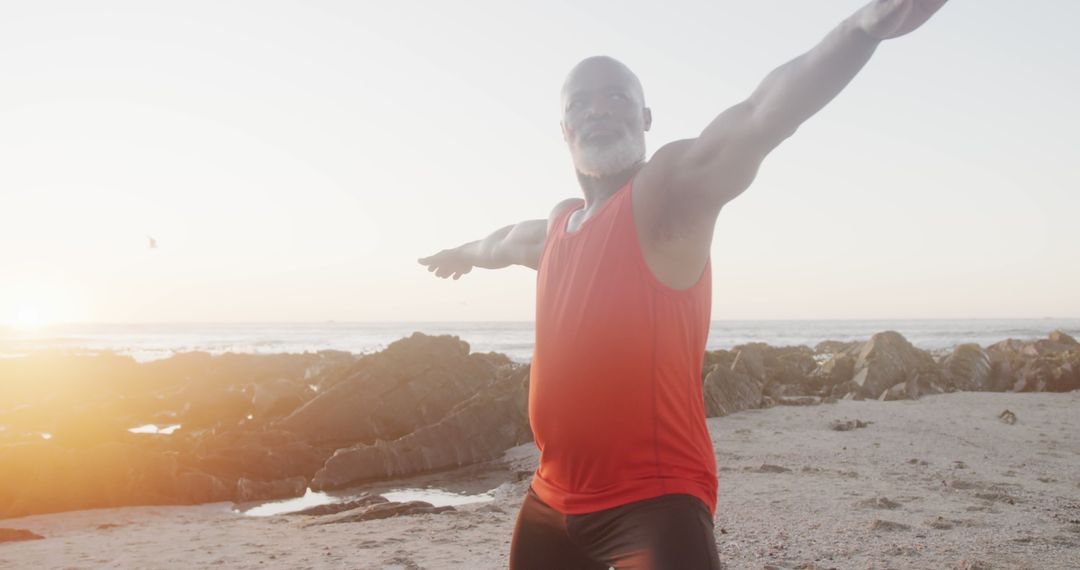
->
xmin=509 ymin=487 xmax=721 ymax=570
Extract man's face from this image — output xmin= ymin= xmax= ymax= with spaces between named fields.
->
xmin=561 ymin=60 xmax=651 ymax=178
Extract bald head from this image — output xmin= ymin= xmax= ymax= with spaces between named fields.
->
xmin=561 ymin=56 xmax=645 ymax=109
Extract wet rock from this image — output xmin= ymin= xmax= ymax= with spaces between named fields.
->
xmin=277 ymin=333 xmax=498 ymax=446
xmin=0 ymin=528 xmax=44 ymax=542
xmin=311 ymin=500 xmax=456 ymax=525
xmin=235 ymin=476 xmax=308 ymax=502
xmin=311 ymin=366 xmax=532 ymax=490
xmin=850 ymin=331 xmax=937 ymax=399
xmin=288 ymin=494 xmax=388 ymax=516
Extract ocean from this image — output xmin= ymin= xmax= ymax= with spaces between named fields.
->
xmin=2 ymin=319 xmax=1078 ymax=363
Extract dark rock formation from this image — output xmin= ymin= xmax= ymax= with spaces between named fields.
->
xmin=288 ymin=493 xmax=388 ymax=516
xmin=810 ymin=353 xmax=855 ymax=388
xmin=235 ymin=476 xmax=308 ymax=502
xmin=276 ymin=334 xmax=498 ymax=446
xmin=702 ymin=353 xmax=764 ymax=418
xmin=311 ymin=366 xmax=531 ymax=490
xmin=311 ymin=500 xmax=456 ymax=525
xmin=850 ymin=331 xmax=937 ymax=399
xmin=251 ymin=377 xmax=312 ymax=421
xmin=943 ymin=344 xmax=994 ymax=392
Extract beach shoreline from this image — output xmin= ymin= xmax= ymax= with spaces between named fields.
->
xmin=4 ymin=391 xmax=1078 ymax=569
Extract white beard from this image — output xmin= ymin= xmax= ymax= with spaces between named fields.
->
xmin=572 ymin=132 xmax=645 ymax=178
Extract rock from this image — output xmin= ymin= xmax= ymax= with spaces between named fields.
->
xmin=276 ymin=333 xmax=498 ymax=446
xmin=1049 ymin=330 xmax=1079 ymax=346
xmin=731 ymin=345 xmax=767 ymax=381
xmin=851 ymin=331 xmax=937 ymax=399
xmin=235 ymin=476 xmax=308 ymax=502
xmin=174 ymin=471 xmax=235 ymax=504
xmin=191 ymin=428 xmax=328 ymax=483
xmin=702 ymin=362 xmax=764 ymax=417
xmin=878 ymin=380 xmax=914 ymax=401
xmin=0 ymin=441 xmax=190 ymax=519
xmin=311 ymin=366 xmax=532 ymax=490
xmin=251 ymin=378 xmax=311 ymax=421
xmin=1010 ymin=353 xmax=1080 ymax=392
xmin=288 ymin=494 xmax=388 ymax=516
xmin=814 ymin=340 xmax=861 ymax=356
xmin=998 ymin=409 xmax=1017 ymax=424
xmin=830 ymin=419 xmax=871 ymax=431
xmin=810 ymin=354 xmax=855 ymax=388
xmin=311 ymin=500 xmax=456 ymax=525
xmin=943 ymin=344 xmax=993 ymax=391
xmin=0 ymin=528 xmax=44 ymax=543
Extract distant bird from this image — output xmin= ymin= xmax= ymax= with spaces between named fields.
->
xmin=147 ymin=236 xmax=157 ymax=249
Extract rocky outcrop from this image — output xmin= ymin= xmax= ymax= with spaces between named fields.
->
xmin=702 ymin=352 xmax=764 ymax=417
xmin=943 ymin=344 xmax=994 ymax=392
xmin=987 ymin=332 xmax=1080 ymax=392
xmin=311 ymin=366 xmax=531 ymax=490
xmin=850 ymin=331 xmax=938 ymax=399
xmin=276 ymin=334 xmax=499 ymax=446
xmin=3 ymin=328 xmax=1078 ymax=520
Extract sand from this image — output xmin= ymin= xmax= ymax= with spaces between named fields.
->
xmin=2 ymin=391 xmax=1079 ymax=570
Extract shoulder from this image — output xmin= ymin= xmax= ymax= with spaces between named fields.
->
xmin=546 ymin=197 xmax=584 ymax=233
xmin=635 ymin=139 xmax=696 ymax=194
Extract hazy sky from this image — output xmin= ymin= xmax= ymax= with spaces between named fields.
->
xmin=1 ymin=1 xmax=1078 ymax=326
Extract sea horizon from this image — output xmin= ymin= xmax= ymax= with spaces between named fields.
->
xmin=3 ymin=318 xmax=1079 ymax=363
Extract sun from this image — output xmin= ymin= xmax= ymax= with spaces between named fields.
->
xmin=13 ymin=306 xmax=46 ymax=330
xmin=1 ymin=280 xmax=85 ymax=331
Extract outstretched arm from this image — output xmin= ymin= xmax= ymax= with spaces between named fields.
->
xmin=418 ymin=219 xmax=547 ymax=279
xmin=670 ymin=0 xmax=948 ymax=214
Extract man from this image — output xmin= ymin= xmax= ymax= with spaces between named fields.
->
xmin=419 ymin=1 xmax=948 ymax=567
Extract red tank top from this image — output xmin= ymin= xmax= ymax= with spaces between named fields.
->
xmin=530 ymin=177 xmax=717 ymax=515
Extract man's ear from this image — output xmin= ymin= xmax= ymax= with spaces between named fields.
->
xmin=643 ymin=107 xmax=653 ymax=132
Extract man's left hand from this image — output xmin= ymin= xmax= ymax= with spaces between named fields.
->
xmin=856 ymin=0 xmax=949 ymax=41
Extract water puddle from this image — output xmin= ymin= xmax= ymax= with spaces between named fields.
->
xmin=241 ymin=488 xmax=338 ymax=517
xmin=128 ymin=424 xmax=181 ymax=435
xmin=238 ymin=486 xmax=494 ymax=517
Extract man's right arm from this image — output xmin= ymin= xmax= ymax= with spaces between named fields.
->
xmin=418 ymin=198 xmax=581 ymax=280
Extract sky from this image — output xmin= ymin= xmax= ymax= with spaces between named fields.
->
xmin=1 ymin=0 xmax=1078 ymax=326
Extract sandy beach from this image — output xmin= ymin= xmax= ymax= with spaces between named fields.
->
xmin=3 ymin=391 xmax=1078 ymax=569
